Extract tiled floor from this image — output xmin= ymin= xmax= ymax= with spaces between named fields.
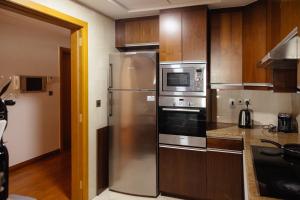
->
xmin=93 ymin=190 xmax=183 ymax=200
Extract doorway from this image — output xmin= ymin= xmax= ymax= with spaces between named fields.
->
xmin=0 ymin=1 xmax=89 ymax=200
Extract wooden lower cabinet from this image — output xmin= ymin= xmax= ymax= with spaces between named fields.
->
xmin=159 ymin=146 xmax=207 ymax=200
xmin=206 ymin=151 xmax=243 ymax=200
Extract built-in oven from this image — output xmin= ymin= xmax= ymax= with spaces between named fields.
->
xmin=158 ymin=96 xmax=206 ymax=148
xmin=159 ymin=63 xmax=206 ymax=97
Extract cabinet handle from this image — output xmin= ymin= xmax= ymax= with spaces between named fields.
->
xmin=159 ymin=144 xmax=207 ymax=152
xmin=162 ymin=108 xmax=200 ymax=113
xmin=207 ymin=148 xmax=243 ymax=155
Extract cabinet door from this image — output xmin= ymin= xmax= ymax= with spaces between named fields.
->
xmin=125 ymin=20 xmax=142 ymax=44
xmin=243 ymin=0 xmax=271 ymax=85
xmin=159 ymin=146 xmax=207 ymax=199
xmin=159 ymin=10 xmax=182 ymax=62
xmin=207 ymin=151 xmax=243 ymax=200
xmin=210 ymin=9 xmax=242 ymax=85
xmin=182 ymin=6 xmax=207 ymax=61
xmin=140 ymin=17 xmax=159 ymax=43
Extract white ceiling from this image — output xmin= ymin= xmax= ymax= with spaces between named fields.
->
xmin=73 ymin=0 xmax=257 ymax=19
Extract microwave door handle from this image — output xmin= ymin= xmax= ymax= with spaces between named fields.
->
xmin=162 ymin=108 xmax=200 ymax=113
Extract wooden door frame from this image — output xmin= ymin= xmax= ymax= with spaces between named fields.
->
xmin=0 ymin=1 xmax=89 ymax=200
xmin=60 ymin=47 xmax=71 ymax=152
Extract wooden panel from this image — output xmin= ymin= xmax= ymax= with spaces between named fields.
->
xmin=279 ymin=0 xmax=300 ymax=41
xmin=182 ymin=6 xmax=207 ymax=61
xmin=125 ymin=20 xmax=141 ymax=44
xmin=115 ymin=16 xmax=159 ymax=48
xmin=97 ymin=127 xmax=109 ymax=194
xmin=207 ymin=151 xmax=243 ymax=200
xmin=115 ymin=20 xmax=125 ymax=47
xmin=243 ymin=0 xmax=271 ymax=84
xmin=140 ymin=16 xmax=159 ymax=43
xmin=207 ymin=137 xmax=244 ymax=151
xmin=273 ymin=68 xmax=298 ymax=93
xmin=159 ymin=147 xmax=207 ymax=199
xmin=159 ymin=9 xmax=182 ymax=61
xmin=210 ymin=9 xmax=243 ymax=84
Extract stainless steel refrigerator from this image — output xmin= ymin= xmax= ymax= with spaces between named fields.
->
xmin=108 ymin=52 xmax=158 ymax=197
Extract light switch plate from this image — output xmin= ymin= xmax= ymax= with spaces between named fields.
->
xmin=96 ymin=100 xmax=101 ymax=107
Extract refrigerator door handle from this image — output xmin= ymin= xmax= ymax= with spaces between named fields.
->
xmin=108 ymin=91 xmax=113 ymax=117
xmin=109 ymin=63 xmax=113 ymax=88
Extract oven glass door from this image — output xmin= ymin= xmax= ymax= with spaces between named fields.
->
xmin=158 ymin=107 xmax=206 ymax=137
xmin=162 ymin=68 xmax=195 ymax=92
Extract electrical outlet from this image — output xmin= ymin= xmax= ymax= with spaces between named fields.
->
xmin=244 ymin=99 xmax=250 ymax=105
xmin=237 ymin=99 xmax=243 ymax=105
xmin=96 ymin=100 xmax=101 ymax=107
xmin=229 ymin=98 xmax=235 ymax=108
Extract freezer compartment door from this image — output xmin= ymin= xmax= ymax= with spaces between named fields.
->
xmin=108 ymin=90 xmax=157 ymax=196
xmin=109 ymin=52 xmax=157 ymax=90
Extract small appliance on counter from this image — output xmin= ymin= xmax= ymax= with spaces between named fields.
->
xmin=238 ymin=100 xmax=253 ymax=129
xmin=278 ymin=113 xmax=293 ymax=133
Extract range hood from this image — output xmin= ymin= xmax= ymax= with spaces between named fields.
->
xmin=259 ymin=27 xmax=299 ymax=68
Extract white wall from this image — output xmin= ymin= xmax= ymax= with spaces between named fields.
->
xmin=0 ymin=8 xmax=70 ymax=166
xmin=214 ymin=90 xmax=295 ymax=126
xmin=29 ymin=0 xmax=116 ymax=199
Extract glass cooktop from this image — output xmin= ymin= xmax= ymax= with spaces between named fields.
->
xmin=251 ymin=145 xmax=300 ymax=199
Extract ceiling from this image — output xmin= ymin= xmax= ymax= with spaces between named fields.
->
xmin=73 ymin=0 xmax=257 ymax=19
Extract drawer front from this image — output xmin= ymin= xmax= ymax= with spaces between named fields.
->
xmin=207 ymin=137 xmax=244 ymax=151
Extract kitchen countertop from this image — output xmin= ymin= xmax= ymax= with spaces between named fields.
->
xmin=207 ymin=124 xmax=300 ymax=200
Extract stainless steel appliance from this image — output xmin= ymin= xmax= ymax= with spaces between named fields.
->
xmin=108 ymin=52 xmax=158 ymax=197
xmin=278 ymin=113 xmax=293 ymax=133
xmin=159 ymin=63 xmax=206 ymax=97
xmin=238 ymin=101 xmax=253 ymax=129
xmin=158 ymin=96 xmax=206 ymax=148
xmin=259 ymin=27 xmax=300 ymax=68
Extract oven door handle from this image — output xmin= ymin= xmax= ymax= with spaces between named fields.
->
xmin=162 ymin=108 xmax=200 ymax=113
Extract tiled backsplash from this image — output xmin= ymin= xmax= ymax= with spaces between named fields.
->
xmin=211 ymin=90 xmax=300 ymax=128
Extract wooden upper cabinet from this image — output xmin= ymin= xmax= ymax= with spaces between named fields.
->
xmin=160 ymin=6 xmax=207 ymax=62
xmin=243 ymin=0 xmax=271 ymax=86
xmin=210 ymin=9 xmax=243 ymax=85
xmin=115 ymin=16 xmax=159 ymax=48
xmin=182 ymin=6 xmax=207 ymax=61
xmin=159 ymin=9 xmax=182 ymax=62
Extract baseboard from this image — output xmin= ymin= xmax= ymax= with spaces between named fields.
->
xmin=9 ymin=149 xmax=61 ymax=172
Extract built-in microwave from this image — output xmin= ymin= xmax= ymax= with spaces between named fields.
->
xmin=159 ymin=62 xmax=206 ymax=97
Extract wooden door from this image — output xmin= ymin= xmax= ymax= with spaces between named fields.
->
xmin=210 ymin=9 xmax=243 ymax=85
xmin=207 ymin=151 xmax=243 ymax=200
xmin=159 ymin=9 xmax=182 ymax=62
xmin=159 ymin=146 xmax=207 ymax=199
xmin=182 ymin=6 xmax=207 ymax=61
xmin=60 ymin=47 xmax=71 ymax=151
xmin=140 ymin=16 xmax=159 ymax=43
xmin=243 ymin=0 xmax=271 ymax=85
